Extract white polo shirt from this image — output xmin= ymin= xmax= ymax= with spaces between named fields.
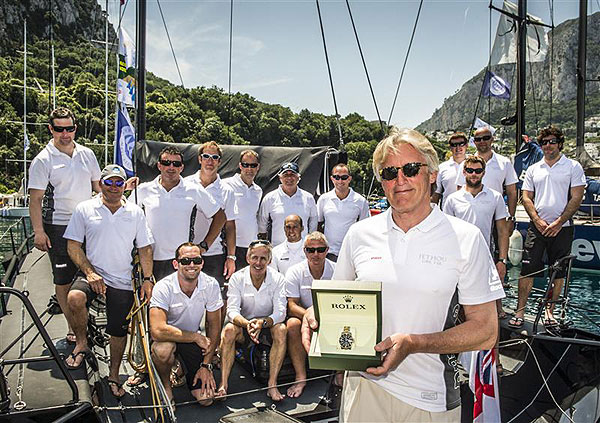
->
xmin=150 ymin=271 xmax=223 ymax=332
xmin=135 ymin=176 xmax=220 ymax=260
xmin=285 ymin=259 xmax=335 ymax=308
xmin=435 ymin=158 xmax=462 ymax=210
xmin=226 ymin=266 xmax=287 ymax=324
xmin=64 ymin=197 xmax=154 ymax=291
xmin=316 ymin=189 xmax=370 ymax=255
xmin=184 ymin=173 xmax=235 ymax=256
xmin=270 ymin=239 xmax=305 ymax=275
xmin=28 ymin=141 xmax=101 ymax=225
xmin=334 ymin=207 xmax=504 ymax=412
xmin=522 ymin=154 xmax=586 ymax=227
xmin=258 ymin=186 xmax=318 ymax=245
xmin=443 ymin=186 xmax=508 ymax=248
xmin=456 ymin=152 xmax=518 ymax=195
xmin=222 ymin=174 xmax=263 ymax=248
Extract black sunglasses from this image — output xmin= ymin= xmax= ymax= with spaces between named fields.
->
xmin=241 ymin=162 xmax=259 ymax=168
xmin=539 ymin=138 xmax=560 ymax=146
xmin=464 ymin=167 xmax=484 ymax=175
xmin=380 ymin=163 xmax=428 ymax=181
xmin=52 ymin=125 xmax=76 ymax=133
xmin=249 ymin=240 xmax=271 ymax=248
xmin=449 ymin=141 xmax=467 ymax=148
xmin=331 ymin=174 xmax=350 ymax=181
xmin=102 ymin=179 xmax=125 ymax=187
xmin=159 ymin=159 xmax=183 ymax=167
xmin=178 ymin=256 xmax=203 ymax=265
xmin=201 ymin=153 xmax=221 ymax=161
xmin=473 ymin=135 xmax=492 ymax=142
xmin=305 ymin=246 xmax=327 ymax=253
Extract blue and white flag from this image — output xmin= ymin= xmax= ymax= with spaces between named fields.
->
xmin=24 ymin=132 xmax=30 ymax=152
xmin=483 ymin=71 xmax=511 ymax=100
xmin=114 ymin=104 xmax=135 ymax=178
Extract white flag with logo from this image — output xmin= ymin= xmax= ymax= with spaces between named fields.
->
xmin=117 ymin=27 xmax=136 ymax=106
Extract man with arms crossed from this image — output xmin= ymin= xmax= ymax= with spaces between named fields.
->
xmin=64 ymin=165 xmax=154 ymax=398
xmin=219 ymin=240 xmax=288 ymax=401
xmin=317 ymin=164 xmax=370 ymax=262
xmin=511 ymin=126 xmax=585 ymax=328
xmin=150 ymin=242 xmax=223 ymax=405
xmin=431 ymin=132 xmax=467 ymax=210
xmin=285 ymin=232 xmax=335 ymax=397
xmin=302 ymin=128 xmax=503 ymax=422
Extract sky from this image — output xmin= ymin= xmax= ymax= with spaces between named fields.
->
xmin=102 ymin=0 xmax=590 ymax=128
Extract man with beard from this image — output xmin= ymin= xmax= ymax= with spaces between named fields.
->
xmin=431 ymin=132 xmax=468 ymax=211
xmin=511 ymin=126 xmax=585 ymax=329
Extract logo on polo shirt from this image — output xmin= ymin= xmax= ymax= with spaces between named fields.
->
xmin=419 ymin=253 xmax=447 ymax=266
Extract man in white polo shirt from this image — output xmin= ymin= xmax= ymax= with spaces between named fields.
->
xmin=302 ymin=127 xmax=503 ymax=422
xmin=150 ymin=242 xmax=223 ymax=405
xmin=64 ymin=164 xmax=154 ymax=398
xmin=316 ymin=164 xmax=370 ymax=262
xmin=258 ymin=162 xmax=317 ymax=245
xmin=185 ymin=141 xmax=237 ymax=288
xmin=28 ymin=107 xmax=102 ymax=344
xmin=222 ymin=149 xmax=263 ymax=271
xmin=136 ymin=146 xmax=225 ymax=281
xmin=512 ymin=126 xmax=585 ymax=329
xmin=271 ymin=214 xmax=305 ymax=275
xmin=431 ymin=132 xmax=467 ymax=211
xmin=285 ymin=232 xmax=335 ymax=398
xmin=219 ymin=240 xmax=287 ymax=402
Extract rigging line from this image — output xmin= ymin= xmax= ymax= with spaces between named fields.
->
xmin=548 ymin=0 xmax=554 ymax=122
xmin=488 ymin=3 xmax=492 ymax=123
xmin=315 ymin=0 xmax=343 ymax=147
xmin=156 ymin=0 xmax=185 ymax=88
xmin=344 ymin=0 xmax=385 ymax=135
xmin=387 ymin=0 xmax=424 ymax=126
xmin=227 ymin=0 xmax=234 ymax=143
xmin=527 ymin=46 xmax=540 ymax=130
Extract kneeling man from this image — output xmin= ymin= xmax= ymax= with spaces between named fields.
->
xmin=219 ymin=240 xmax=288 ymax=401
xmin=150 ymin=242 xmax=223 ymax=405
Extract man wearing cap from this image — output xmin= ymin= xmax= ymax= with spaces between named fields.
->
xmin=184 ymin=141 xmax=236 ymax=287
xmin=316 ymin=164 xmax=370 ymax=262
xmin=258 ymin=162 xmax=317 ymax=245
xmin=285 ymin=231 xmax=335 ymax=398
xmin=136 ymin=146 xmax=225 ymax=281
xmin=222 ymin=150 xmax=263 ymax=271
xmin=431 ymin=132 xmax=467 ymax=211
xmin=150 ymin=242 xmax=223 ymax=405
xmin=28 ymin=107 xmax=102 ymax=344
xmin=271 ymin=215 xmax=306 ymax=275
xmin=64 ymin=164 xmax=154 ymax=398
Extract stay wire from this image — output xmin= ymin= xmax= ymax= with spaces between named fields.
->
xmin=387 ymin=0 xmax=424 ymax=126
xmin=315 ymin=0 xmax=344 ymax=147
xmin=344 ymin=0 xmax=385 ymax=135
xmin=548 ymin=0 xmax=554 ymax=122
xmin=156 ymin=0 xmax=184 ymax=88
xmin=227 ymin=0 xmax=234 ymax=144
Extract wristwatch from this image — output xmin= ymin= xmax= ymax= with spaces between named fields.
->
xmin=262 ymin=319 xmax=269 ymax=328
xmin=498 ymin=258 xmax=508 ymax=265
xmin=200 ymin=363 xmax=213 ymax=372
xmin=226 ymin=255 xmax=237 ymax=261
xmin=506 ymin=216 xmax=516 ymax=222
xmin=338 ymin=326 xmax=354 ymax=350
xmin=198 ymin=240 xmax=209 ymax=251
xmin=143 ymin=275 xmax=155 ymax=284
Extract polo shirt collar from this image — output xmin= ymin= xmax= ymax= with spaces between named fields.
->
xmin=334 ymin=188 xmax=354 ymax=202
xmin=286 ymin=239 xmax=303 ymax=251
xmin=542 ymin=153 xmax=566 ymax=169
xmin=47 ymin=140 xmax=81 ymax=157
xmin=234 ymin=173 xmax=260 ymax=191
xmin=278 ymin=185 xmax=299 ymax=198
xmin=154 ymin=175 xmax=183 ymax=193
xmin=171 ymin=272 xmax=206 ymax=297
xmin=384 ymin=205 xmax=443 ymax=234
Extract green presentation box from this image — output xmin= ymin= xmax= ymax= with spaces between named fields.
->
xmin=308 ymin=280 xmax=382 ymax=371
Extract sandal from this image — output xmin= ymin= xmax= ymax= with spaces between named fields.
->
xmin=65 ymin=349 xmax=90 ymax=370
xmin=170 ymin=362 xmax=185 ymax=388
xmin=508 ymin=317 xmax=524 ymax=328
xmin=126 ymin=371 xmax=148 ymax=387
xmin=107 ymin=379 xmax=126 ymax=398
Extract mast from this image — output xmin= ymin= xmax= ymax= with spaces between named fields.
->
xmin=135 ymin=0 xmax=147 ymax=147
xmin=23 ymin=19 xmax=27 ymax=207
xmin=515 ymin=0 xmax=527 ymax=153
xmin=576 ymin=0 xmax=587 ymax=158
xmin=104 ymin=0 xmax=109 ymax=166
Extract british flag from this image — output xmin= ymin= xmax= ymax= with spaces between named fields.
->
xmin=469 ymin=349 xmax=501 ymax=422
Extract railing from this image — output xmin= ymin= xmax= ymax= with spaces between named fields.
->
xmin=0 ymin=217 xmax=33 ymax=317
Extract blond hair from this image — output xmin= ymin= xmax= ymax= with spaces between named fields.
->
xmin=304 ymin=231 xmax=328 ymax=247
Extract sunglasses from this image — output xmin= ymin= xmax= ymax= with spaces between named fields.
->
xmin=102 ymin=179 xmax=125 ymax=187
xmin=201 ymin=153 xmax=221 ymax=161
xmin=305 ymin=246 xmax=327 ymax=254
xmin=331 ymin=174 xmax=350 ymax=181
xmin=52 ymin=125 xmax=76 ymax=133
xmin=178 ymin=256 xmax=203 ymax=265
xmin=473 ymin=135 xmax=492 ymax=142
xmin=249 ymin=240 xmax=271 ymax=248
xmin=380 ymin=163 xmax=427 ymax=181
xmin=159 ymin=159 xmax=183 ymax=167
xmin=539 ymin=138 xmax=560 ymax=146
xmin=449 ymin=141 xmax=467 ymax=148
xmin=240 ymin=162 xmax=259 ymax=168
xmin=464 ymin=167 xmax=484 ymax=175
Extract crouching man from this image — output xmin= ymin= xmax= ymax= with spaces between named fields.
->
xmin=218 ymin=240 xmax=288 ymax=401
xmin=149 ymin=242 xmax=223 ymax=405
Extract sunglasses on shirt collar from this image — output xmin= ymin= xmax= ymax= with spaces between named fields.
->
xmin=102 ymin=179 xmax=125 ymax=187
xmin=52 ymin=125 xmax=76 ymax=133
xmin=177 ymin=256 xmax=204 ymax=265
xmin=380 ymin=163 xmax=428 ymax=180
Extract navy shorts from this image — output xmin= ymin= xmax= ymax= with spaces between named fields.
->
xmin=521 ymin=225 xmax=574 ymax=279
xmin=44 ymin=224 xmax=78 ymax=286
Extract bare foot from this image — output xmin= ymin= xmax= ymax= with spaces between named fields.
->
xmin=267 ymin=386 xmax=285 ymax=402
xmin=215 ymin=386 xmax=227 ymax=401
xmin=286 ymin=381 xmax=306 ymax=398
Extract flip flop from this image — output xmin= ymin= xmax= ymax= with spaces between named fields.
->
xmin=508 ymin=317 xmax=524 ymax=328
xmin=107 ymin=379 xmax=126 ymax=398
xmin=65 ymin=349 xmax=90 ymax=370
xmin=126 ymin=371 xmax=148 ymax=387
